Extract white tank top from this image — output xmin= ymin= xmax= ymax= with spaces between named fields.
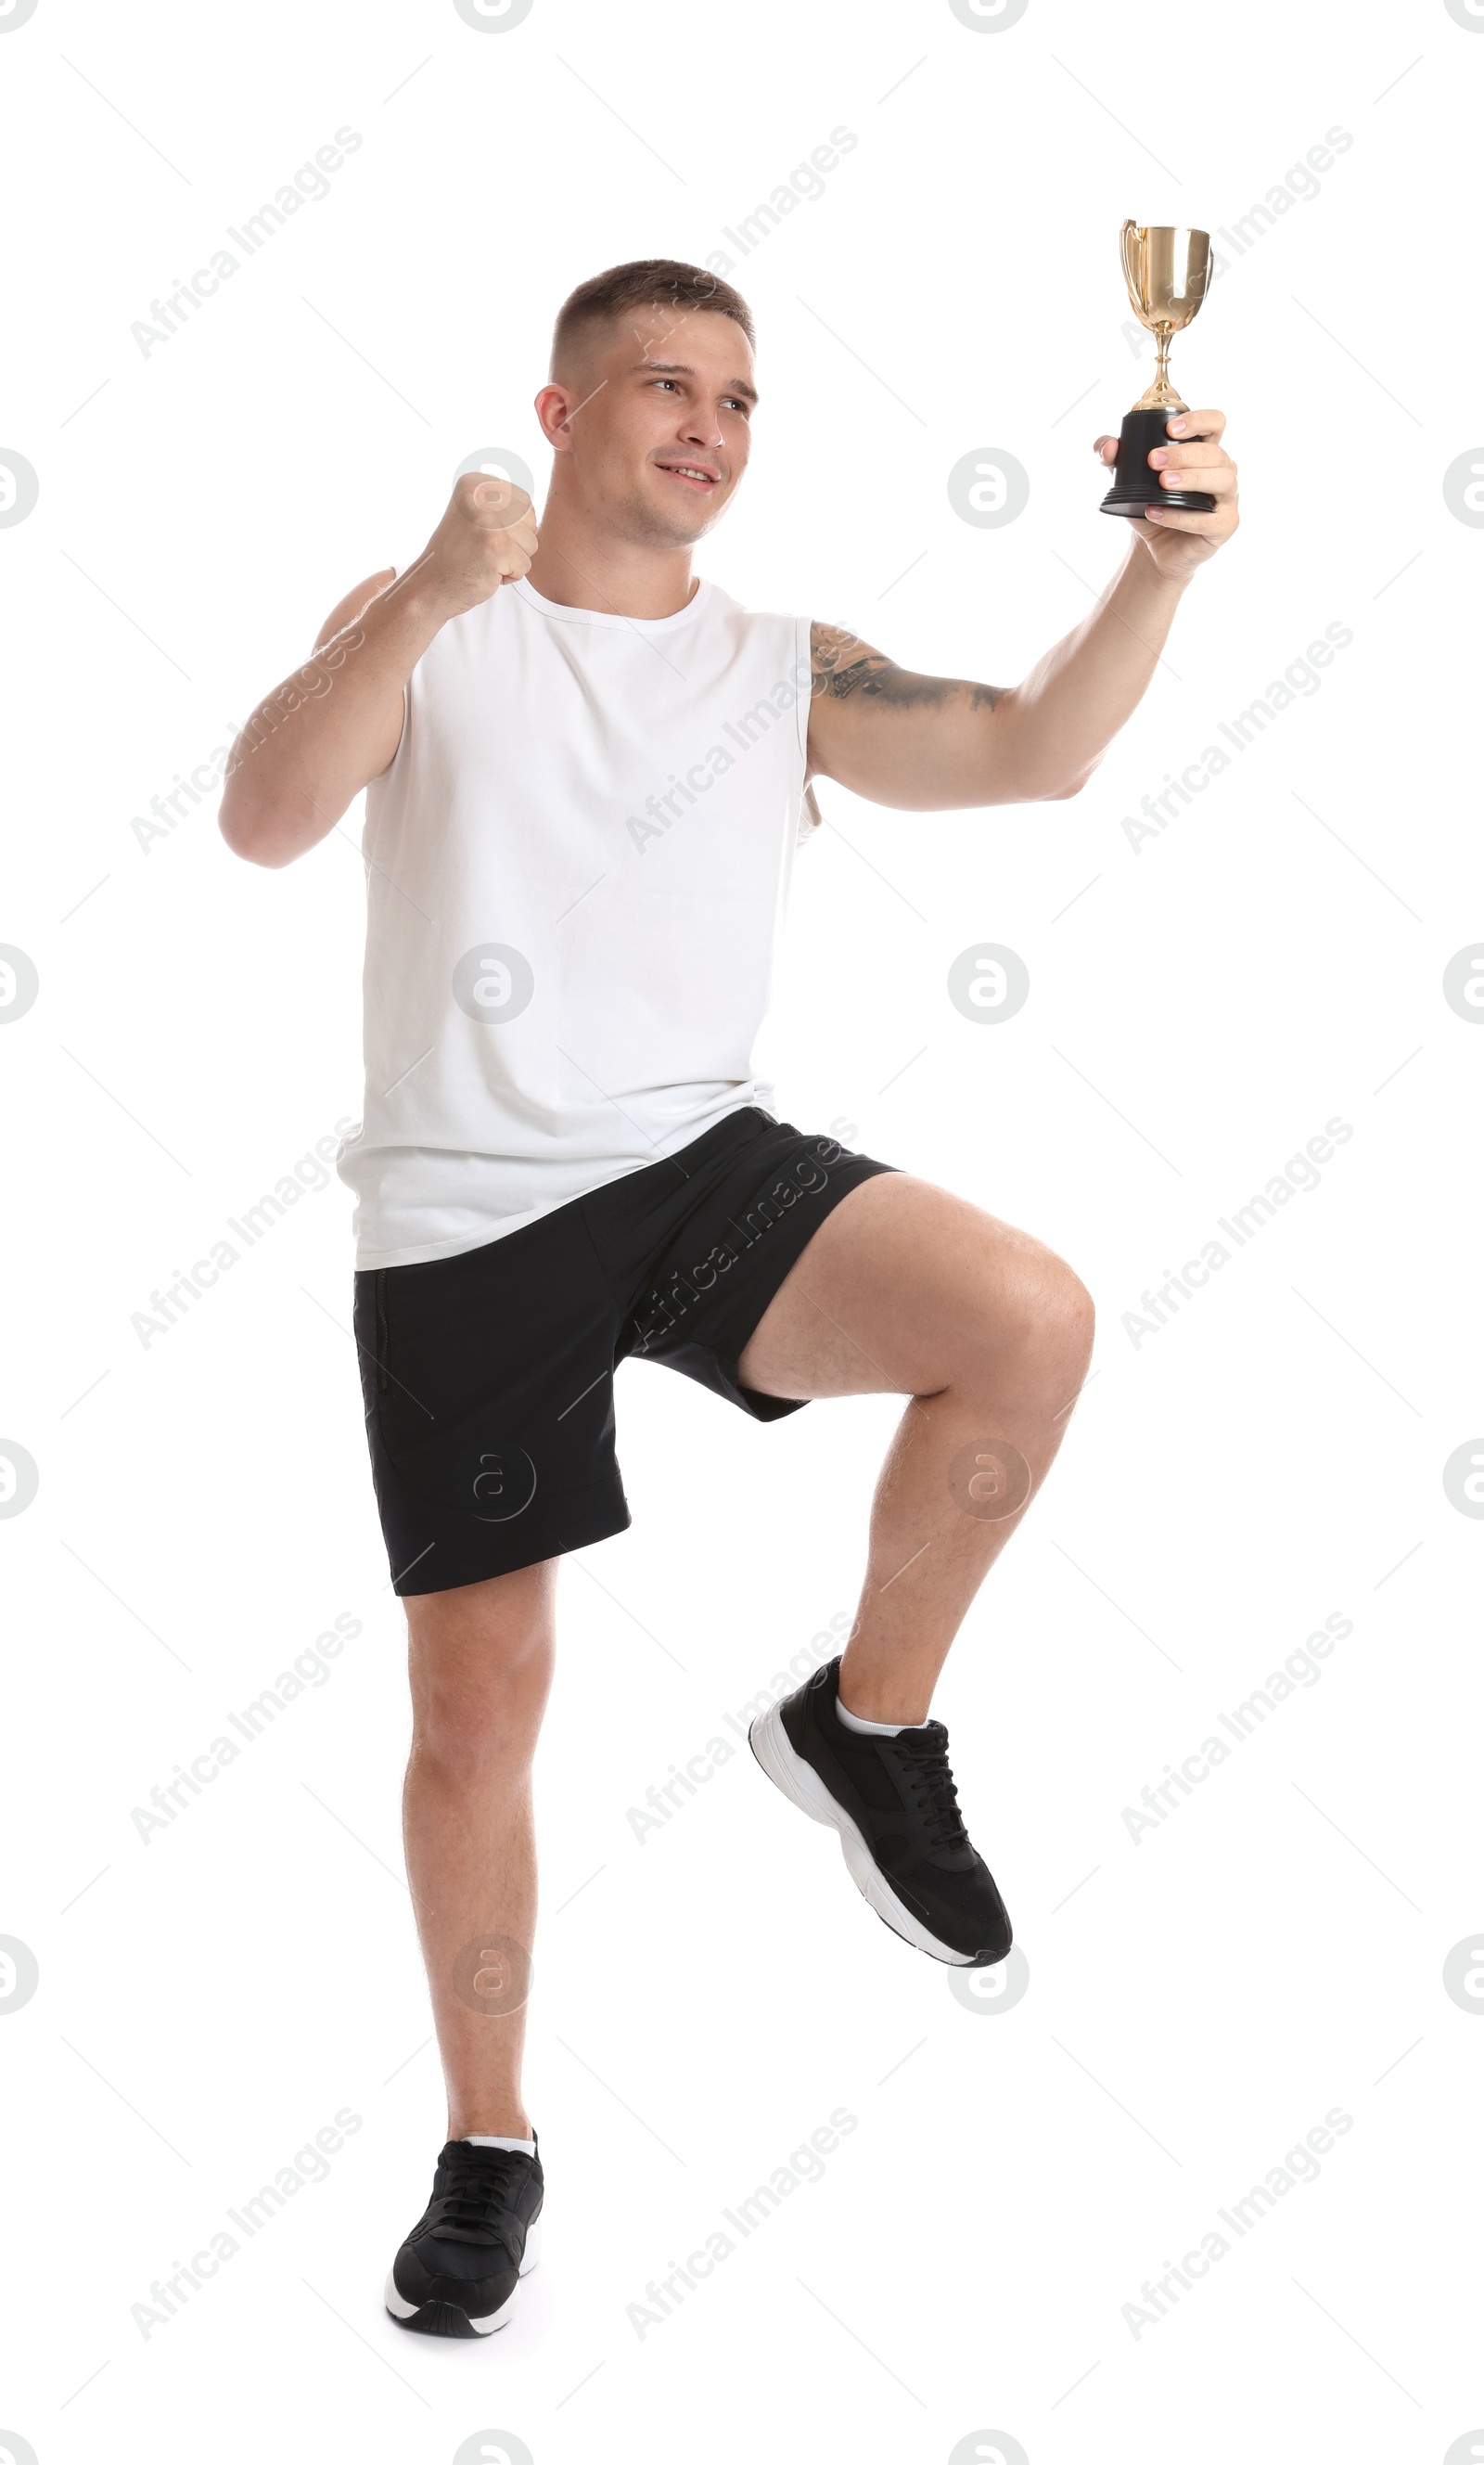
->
xmin=337 ymin=573 xmax=813 ymax=1268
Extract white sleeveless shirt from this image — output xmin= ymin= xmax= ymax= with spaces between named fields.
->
xmin=337 ymin=573 xmax=813 ymax=1268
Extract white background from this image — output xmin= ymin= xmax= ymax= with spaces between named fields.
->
xmin=2 ymin=1 xmax=1481 ymax=2459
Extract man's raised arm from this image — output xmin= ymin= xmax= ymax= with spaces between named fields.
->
xmin=219 ymin=478 xmax=538 ymax=868
xmin=806 ymin=408 xmax=1238 ymax=813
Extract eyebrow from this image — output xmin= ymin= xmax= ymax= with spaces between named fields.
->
xmin=631 ymin=358 xmax=759 ymax=407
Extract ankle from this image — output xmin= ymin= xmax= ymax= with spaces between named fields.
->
xmin=450 ymin=2112 xmax=531 ymax=2141
xmin=837 ymin=1662 xmax=931 ymax=1728
xmin=838 ymin=1690 xmax=930 ymax=1732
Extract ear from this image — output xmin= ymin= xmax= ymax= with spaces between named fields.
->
xmin=534 ymin=383 xmax=577 ymax=454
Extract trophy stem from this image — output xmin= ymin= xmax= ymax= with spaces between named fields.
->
xmin=1129 ymin=324 xmax=1188 ymax=417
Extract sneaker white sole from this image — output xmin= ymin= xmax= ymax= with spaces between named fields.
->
xmin=384 ymin=2215 xmax=542 ymax=2335
xmin=749 ymin=1701 xmax=979 ymax=1967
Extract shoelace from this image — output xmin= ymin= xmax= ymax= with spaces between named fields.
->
xmin=889 ymin=1734 xmax=970 ymax=1853
xmin=427 ymin=2149 xmax=526 ymax=2243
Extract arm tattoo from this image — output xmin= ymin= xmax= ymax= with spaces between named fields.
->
xmin=810 ymin=622 xmax=1004 ymax=713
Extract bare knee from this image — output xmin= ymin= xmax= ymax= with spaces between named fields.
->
xmin=1044 ymin=1258 xmax=1095 ymax=1370
xmin=413 ymin=1675 xmax=548 ymax=1781
xmin=953 ymin=1247 xmax=1094 ymax=1401
xmin=406 ymin=1567 xmax=554 ymax=1777
xmin=1014 ymin=1252 xmax=1094 ymax=1379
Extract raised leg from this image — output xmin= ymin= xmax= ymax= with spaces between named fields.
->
xmin=736 ymin=1174 xmax=1094 ymax=1721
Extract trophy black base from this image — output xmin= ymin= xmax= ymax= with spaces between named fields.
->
xmin=1100 ymin=406 xmax=1215 ymax=520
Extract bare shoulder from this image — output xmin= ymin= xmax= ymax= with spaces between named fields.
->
xmin=313 ymin=567 xmax=397 ymax=653
xmin=810 ymin=620 xmax=894 ymax=703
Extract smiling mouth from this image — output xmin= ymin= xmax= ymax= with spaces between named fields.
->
xmin=655 ymin=462 xmax=720 ymax=491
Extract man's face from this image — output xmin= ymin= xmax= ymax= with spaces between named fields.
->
xmin=550 ymin=307 xmax=756 ymax=547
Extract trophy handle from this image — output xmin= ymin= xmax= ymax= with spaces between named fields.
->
xmin=1118 ymin=219 xmax=1140 ymax=317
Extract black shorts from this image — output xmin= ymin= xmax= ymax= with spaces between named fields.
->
xmin=352 ymin=1107 xmax=898 ymax=1594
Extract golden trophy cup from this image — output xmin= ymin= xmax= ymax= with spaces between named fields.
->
xmin=1100 ymin=222 xmax=1216 ymax=519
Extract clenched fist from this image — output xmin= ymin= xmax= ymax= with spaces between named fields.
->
xmin=1093 ymin=407 xmax=1239 ymax=580
xmin=419 ymin=472 xmax=539 ymax=620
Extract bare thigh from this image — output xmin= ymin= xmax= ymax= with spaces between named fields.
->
xmin=736 ymin=1173 xmax=1091 ymax=1403
xmin=403 ymin=1560 xmax=556 ymax=1745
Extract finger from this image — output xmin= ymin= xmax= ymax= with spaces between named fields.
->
xmin=1149 ymin=442 xmax=1230 ymax=477
xmin=1163 ymin=408 xmax=1226 ymax=443
xmin=473 ymin=481 xmax=532 ymax=522
xmin=458 ymin=471 xmax=524 ymax=514
xmin=481 ymin=516 xmax=539 ymax=554
xmin=1093 ymin=434 xmax=1118 ymax=461
xmin=1145 ymin=506 xmax=1227 ymax=533
xmin=1158 ymin=461 xmax=1236 ymax=497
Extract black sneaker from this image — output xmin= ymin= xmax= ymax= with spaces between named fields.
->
xmin=384 ymin=2138 xmax=543 ymax=2337
xmin=750 ymin=1657 xmax=1012 ymax=1968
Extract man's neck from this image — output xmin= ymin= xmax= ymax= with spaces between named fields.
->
xmin=524 ymin=496 xmax=698 ymax=622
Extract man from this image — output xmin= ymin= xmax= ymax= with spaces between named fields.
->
xmin=220 ymin=259 xmax=1237 ymax=2338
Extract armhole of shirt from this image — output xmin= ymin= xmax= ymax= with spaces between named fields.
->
xmin=794 ymin=613 xmax=816 ymax=849
xmin=389 ymin=562 xmax=411 ymax=773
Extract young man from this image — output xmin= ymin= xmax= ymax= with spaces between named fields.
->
xmin=220 ymin=259 xmax=1238 ymax=2337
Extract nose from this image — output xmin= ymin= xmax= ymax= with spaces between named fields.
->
xmin=679 ymin=405 xmax=724 ymax=453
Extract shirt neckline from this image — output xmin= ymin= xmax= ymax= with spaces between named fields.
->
xmin=511 ymin=574 xmax=711 ymax=634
